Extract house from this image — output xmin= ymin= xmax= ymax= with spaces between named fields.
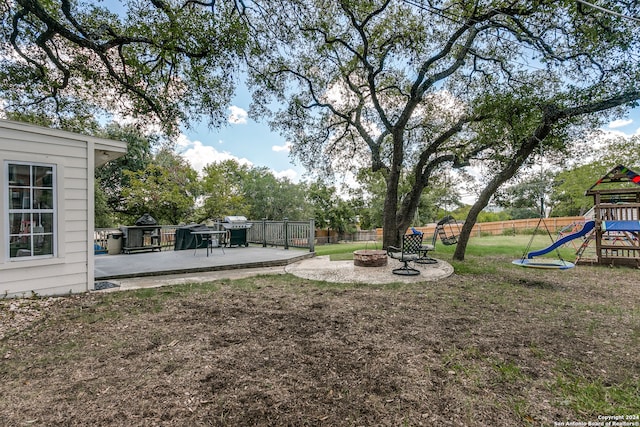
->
xmin=0 ymin=119 xmax=127 ymax=297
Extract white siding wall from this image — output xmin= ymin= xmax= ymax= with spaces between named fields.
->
xmin=0 ymin=127 xmax=90 ymax=297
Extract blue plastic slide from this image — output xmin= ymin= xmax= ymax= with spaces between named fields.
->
xmin=527 ymin=220 xmax=595 ymax=259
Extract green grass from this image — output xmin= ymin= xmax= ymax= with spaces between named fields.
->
xmin=314 ymin=241 xmax=384 ymax=260
xmin=494 ymin=360 xmax=526 ymax=383
xmin=314 ymin=241 xmax=383 ymax=255
xmin=553 ymin=375 xmax=640 ymax=415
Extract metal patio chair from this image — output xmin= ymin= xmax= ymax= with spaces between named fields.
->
xmin=387 ymin=233 xmax=423 ymax=276
xmin=410 ymin=227 xmax=438 ymax=264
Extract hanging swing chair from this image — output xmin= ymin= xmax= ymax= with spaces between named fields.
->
xmin=436 ymin=215 xmax=462 ymax=245
xmin=510 ymin=152 xmax=576 ymax=270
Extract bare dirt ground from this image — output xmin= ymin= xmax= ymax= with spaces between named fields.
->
xmin=1 ymin=255 xmax=639 ymax=426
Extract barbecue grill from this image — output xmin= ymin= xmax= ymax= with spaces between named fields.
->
xmin=121 ymin=213 xmax=161 ymax=253
xmin=221 ymin=216 xmax=252 ymax=247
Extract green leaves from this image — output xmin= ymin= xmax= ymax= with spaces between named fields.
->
xmin=244 ymin=0 xmax=640 ymax=247
xmin=1 ymin=0 xmax=248 ymax=131
xmin=120 ymin=151 xmax=199 ymax=224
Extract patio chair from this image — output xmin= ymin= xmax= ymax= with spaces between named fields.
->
xmin=410 ymin=227 xmax=438 ymax=264
xmin=387 ymin=233 xmax=423 ymax=276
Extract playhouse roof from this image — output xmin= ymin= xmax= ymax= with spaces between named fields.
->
xmin=586 ymin=164 xmax=640 ymax=193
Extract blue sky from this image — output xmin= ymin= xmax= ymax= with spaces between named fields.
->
xmin=93 ymin=0 xmax=303 ymax=181
xmin=600 ymin=115 xmax=640 ymax=137
xmin=175 ymin=85 xmax=303 ymax=182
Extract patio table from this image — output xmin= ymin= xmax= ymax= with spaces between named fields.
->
xmin=191 ymin=230 xmax=227 ymax=257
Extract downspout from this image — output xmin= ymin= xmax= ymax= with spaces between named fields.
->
xmin=87 ymin=140 xmax=95 ymax=293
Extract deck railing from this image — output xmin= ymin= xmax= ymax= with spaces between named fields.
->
xmin=94 ymin=225 xmax=179 ymax=252
xmin=94 ymin=228 xmax=115 ymax=253
xmin=247 ymin=219 xmax=315 ymax=252
xmin=95 ymin=220 xmax=315 ymax=253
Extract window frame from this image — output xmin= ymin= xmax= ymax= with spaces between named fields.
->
xmin=5 ymin=161 xmax=57 ymax=261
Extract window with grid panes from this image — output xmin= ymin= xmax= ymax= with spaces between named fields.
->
xmin=6 ymin=162 xmax=56 ymax=259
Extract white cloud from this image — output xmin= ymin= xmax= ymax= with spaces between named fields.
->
xmin=608 ymin=119 xmax=633 ymax=128
xmin=271 ymin=168 xmax=299 ymax=182
xmin=596 ymin=126 xmax=640 ymax=141
xmin=228 ymin=105 xmax=248 ymax=124
xmin=177 ymin=135 xmax=252 ymax=175
xmin=176 ymin=133 xmax=193 ymax=149
xmin=272 ymin=142 xmax=292 ymax=153
xmin=177 ymin=134 xmax=301 ymax=182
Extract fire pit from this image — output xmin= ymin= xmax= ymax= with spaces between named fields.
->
xmin=353 ymin=249 xmax=387 ymax=267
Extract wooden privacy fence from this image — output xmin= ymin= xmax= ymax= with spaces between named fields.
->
xmin=376 ymin=216 xmax=586 ymax=239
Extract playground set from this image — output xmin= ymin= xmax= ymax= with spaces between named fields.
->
xmin=514 ymin=165 xmax=640 ymax=269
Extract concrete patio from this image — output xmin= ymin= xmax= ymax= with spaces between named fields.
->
xmin=284 ymin=255 xmax=454 ymax=284
xmin=94 ymin=246 xmax=313 ymax=280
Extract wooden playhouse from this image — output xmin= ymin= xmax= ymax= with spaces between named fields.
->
xmin=580 ymin=165 xmax=640 ymax=267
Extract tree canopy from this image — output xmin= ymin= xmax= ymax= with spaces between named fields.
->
xmin=1 ymin=0 xmax=247 ymax=130
xmin=120 ymin=149 xmax=200 ymax=224
xmin=550 ymin=135 xmax=640 ymax=217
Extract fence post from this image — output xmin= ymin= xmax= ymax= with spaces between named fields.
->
xmin=284 ymin=217 xmax=289 ymax=250
xmin=308 ymin=218 xmax=315 ymax=252
xmin=262 ymin=218 xmax=267 ymax=247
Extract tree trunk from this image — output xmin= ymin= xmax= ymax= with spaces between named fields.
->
xmin=454 ymin=135 xmax=549 ymax=260
xmin=454 ymin=175 xmax=507 ymax=261
xmin=382 ymin=130 xmax=411 ymax=249
xmin=382 ymin=183 xmax=424 ymax=249
xmin=382 ymin=170 xmax=402 ymax=249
